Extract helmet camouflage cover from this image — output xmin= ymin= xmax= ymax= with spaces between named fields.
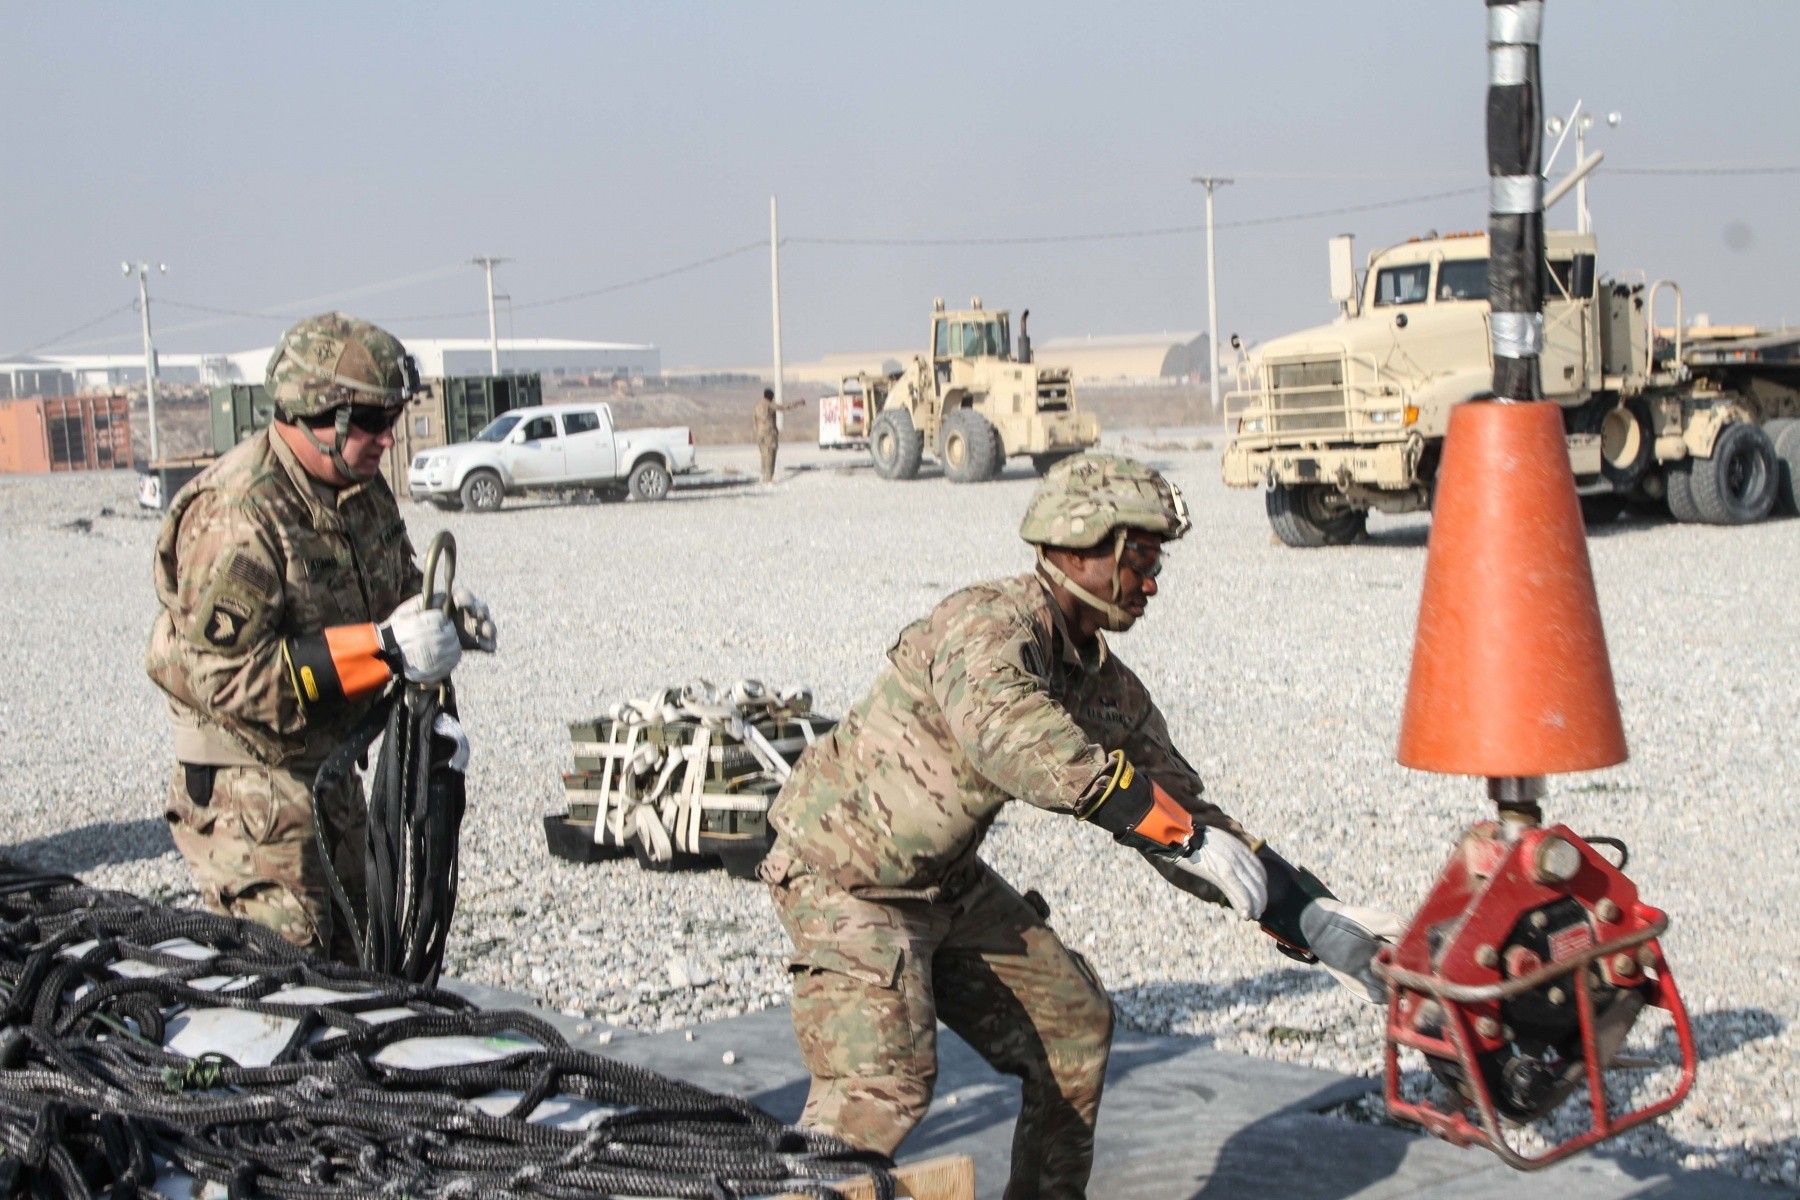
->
xmin=1019 ymin=452 xmax=1191 ymax=549
xmin=266 ymin=312 xmax=417 ymax=420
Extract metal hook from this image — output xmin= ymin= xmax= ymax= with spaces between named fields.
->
xmin=422 ymin=531 xmax=457 ymax=617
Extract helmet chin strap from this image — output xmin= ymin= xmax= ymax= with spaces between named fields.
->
xmin=1036 ymin=530 xmax=1136 ymax=633
xmin=297 ymin=407 xmax=378 ymax=485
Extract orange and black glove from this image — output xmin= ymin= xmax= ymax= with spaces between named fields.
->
xmin=1077 ymin=750 xmax=1196 ymax=855
xmin=283 ymin=597 xmax=460 ymax=709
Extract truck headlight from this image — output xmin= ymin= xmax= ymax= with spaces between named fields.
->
xmin=1240 ymin=417 xmax=1265 ymax=434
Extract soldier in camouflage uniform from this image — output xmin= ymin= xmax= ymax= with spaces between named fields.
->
xmin=753 ymin=386 xmax=804 ymax=484
xmin=764 ymin=454 xmax=1399 ymax=1199
xmin=147 ymin=313 xmax=495 ymax=964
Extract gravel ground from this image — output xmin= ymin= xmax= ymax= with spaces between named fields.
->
xmin=1 ymin=437 xmax=1795 ymax=1187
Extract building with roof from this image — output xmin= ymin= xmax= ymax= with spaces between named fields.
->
xmin=0 ymin=337 xmax=659 ymax=400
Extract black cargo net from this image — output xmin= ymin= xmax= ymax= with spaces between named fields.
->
xmin=0 ymin=873 xmax=892 ymax=1200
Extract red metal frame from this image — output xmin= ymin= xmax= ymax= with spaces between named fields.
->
xmin=1373 ymin=823 xmax=1697 ymax=1170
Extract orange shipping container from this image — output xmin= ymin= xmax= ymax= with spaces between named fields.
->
xmin=0 ymin=395 xmax=134 ymax=474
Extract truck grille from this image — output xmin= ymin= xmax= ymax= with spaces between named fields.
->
xmin=1266 ymin=360 xmax=1347 ymax=433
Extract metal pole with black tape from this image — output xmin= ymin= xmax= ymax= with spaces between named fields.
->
xmin=1486 ymin=0 xmax=1545 ymax=405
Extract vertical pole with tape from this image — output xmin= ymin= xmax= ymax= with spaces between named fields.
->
xmin=1486 ymin=0 xmax=1545 ymax=404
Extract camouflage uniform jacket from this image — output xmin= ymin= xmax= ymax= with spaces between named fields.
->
xmin=769 ymin=572 xmax=1244 ymax=893
xmin=753 ymin=397 xmax=798 ymax=442
xmin=146 ymin=429 xmax=422 ymax=769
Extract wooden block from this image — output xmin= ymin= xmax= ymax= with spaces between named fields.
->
xmin=774 ymin=1153 xmax=975 ymax=1200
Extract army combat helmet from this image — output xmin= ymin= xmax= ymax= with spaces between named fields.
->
xmin=266 ymin=312 xmax=419 ymax=483
xmin=1020 ymin=452 xmax=1191 ymax=631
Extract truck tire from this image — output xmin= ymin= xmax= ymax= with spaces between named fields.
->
xmin=1266 ymin=484 xmax=1365 ymax=548
xmin=460 ymin=470 xmax=504 ymax=513
xmin=870 ymin=409 xmax=923 ymax=480
xmin=627 ymin=458 xmax=672 ymax=502
xmin=1764 ymin=419 xmax=1800 ymax=515
xmin=1579 ymin=493 xmax=1628 ymax=528
xmin=1689 ymin=421 xmax=1778 ymax=525
xmin=940 ymin=410 xmax=1000 ymax=483
xmin=1663 ymin=463 xmax=1702 ymax=523
xmin=1032 ymin=450 xmax=1077 ymax=476
xmin=988 ymin=429 xmax=1009 ymax=478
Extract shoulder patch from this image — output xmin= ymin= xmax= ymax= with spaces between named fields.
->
xmin=202 ymin=599 xmax=252 ymax=647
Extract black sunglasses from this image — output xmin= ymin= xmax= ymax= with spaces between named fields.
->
xmin=1121 ymin=538 xmax=1168 ymax=578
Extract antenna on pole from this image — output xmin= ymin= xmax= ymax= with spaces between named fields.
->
xmin=123 ymin=260 xmax=167 ymax=463
xmin=471 ymin=257 xmax=510 ymax=374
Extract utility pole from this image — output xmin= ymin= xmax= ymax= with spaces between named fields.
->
xmin=471 ymin=257 xmax=508 ymax=374
xmin=123 ymin=260 xmax=166 ymax=463
xmin=1191 ymin=176 xmax=1232 ymax=419
xmin=769 ymin=196 xmax=786 ymax=412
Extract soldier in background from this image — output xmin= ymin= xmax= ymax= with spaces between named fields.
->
xmin=146 ymin=312 xmax=495 ymax=964
xmin=752 ymin=385 xmax=804 ymax=484
xmin=761 ymin=454 xmax=1396 ymax=1198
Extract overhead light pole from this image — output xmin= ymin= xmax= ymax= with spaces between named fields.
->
xmin=471 ymin=257 xmax=509 ymax=374
xmin=123 ymin=260 xmax=166 ymax=462
xmin=769 ymin=196 xmax=786 ymax=410
xmin=1191 ymin=176 xmax=1233 ymax=418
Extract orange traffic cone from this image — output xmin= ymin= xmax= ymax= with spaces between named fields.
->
xmin=1396 ymin=401 xmax=1626 ymax=776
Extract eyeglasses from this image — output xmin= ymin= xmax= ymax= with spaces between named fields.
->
xmin=1121 ymin=538 xmax=1168 ymax=579
xmin=345 ymin=404 xmax=406 ymax=435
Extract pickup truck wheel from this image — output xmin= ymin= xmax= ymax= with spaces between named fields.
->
xmin=870 ymin=409 xmax=923 ymax=480
xmin=1032 ymin=450 xmax=1077 ymax=477
xmin=1663 ymin=463 xmax=1702 ymax=523
xmin=941 ymin=411 xmax=1000 ymax=483
xmin=460 ymin=470 xmax=504 ymax=513
xmin=1689 ymin=421 xmax=1778 ymax=524
xmin=1267 ymin=484 xmax=1364 ymax=548
xmin=1763 ymin=419 xmax=1800 ymax=515
xmin=627 ymin=459 xmax=672 ymax=501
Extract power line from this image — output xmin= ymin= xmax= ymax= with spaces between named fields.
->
xmin=507 ymin=240 xmax=768 ymax=312
xmin=1602 ymin=163 xmax=1800 ymax=177
xmin=1 ymin=303 xmax=137 ymax=360
xmin=786 ymin=186 xmax=1485 ymax=247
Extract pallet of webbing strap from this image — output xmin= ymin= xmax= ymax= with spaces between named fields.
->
xmin=546 ymin=679 xmax=836 ymax=877
xmin=0 ymin=870 xmax=894 ymax=1200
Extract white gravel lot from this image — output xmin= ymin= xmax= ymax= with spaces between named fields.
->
xmin=0 ymin=437 xmax=1795 ymax=1186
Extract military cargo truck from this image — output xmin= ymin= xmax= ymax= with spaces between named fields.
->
xmin=860 ymin=300 xmax=1101 ymax=482
xmin=1222 ymin=230 xmax=1800 ymax=545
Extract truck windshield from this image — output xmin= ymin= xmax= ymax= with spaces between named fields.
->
xmin=474 ymin=413 xmax=522 ymax=442
xmin=1373 ymin=265 xmax=1431 ymax=306
xmin=1437 ymin=260 xmax=1488 ymax=302
xmin=964 ymin=320 xmax=1010 ymax=358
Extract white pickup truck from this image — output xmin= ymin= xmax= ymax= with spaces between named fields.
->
xmin=408 ymin=401 xmax=697 ymax=511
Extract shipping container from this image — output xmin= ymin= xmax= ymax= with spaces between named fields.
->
xmin=208 ymin=384 xmax=276 ymax=454
xmin=0 ymin=395 xmax=134 ymax=474
xmin=382 ymin=374 xmax=539 ymax=499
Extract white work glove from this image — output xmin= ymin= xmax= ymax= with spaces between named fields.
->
xmin=1170 ymin=830 xmax=1268 ymax=921
xmin=1300 ymin=899 xmax=1406 ymax=1004
xmin=452 ymin=586 xmax=498 ymax=652
xmin=379 ymin=596 xmax=462 ymax=684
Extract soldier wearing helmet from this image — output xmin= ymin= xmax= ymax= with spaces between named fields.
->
xmin=763 ymin=453 xmax=1399 ymax=1198
xmin=146 ymin=312 xmax=496 ymax=963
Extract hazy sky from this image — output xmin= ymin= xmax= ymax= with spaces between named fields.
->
xmin=4 ymin=2 xmax=1796 ymax=369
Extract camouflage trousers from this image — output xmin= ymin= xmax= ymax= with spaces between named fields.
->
xmin=770 ymin=861 xmax=1114 ymax=1200
xmin=758 ymin=436 xmax=779 ymax=483
xmin=164 ymin=763 xmax=367 ymax=965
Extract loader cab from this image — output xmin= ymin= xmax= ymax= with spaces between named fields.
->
xmin=930 ymin=299 xmax=1013 ymax=393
